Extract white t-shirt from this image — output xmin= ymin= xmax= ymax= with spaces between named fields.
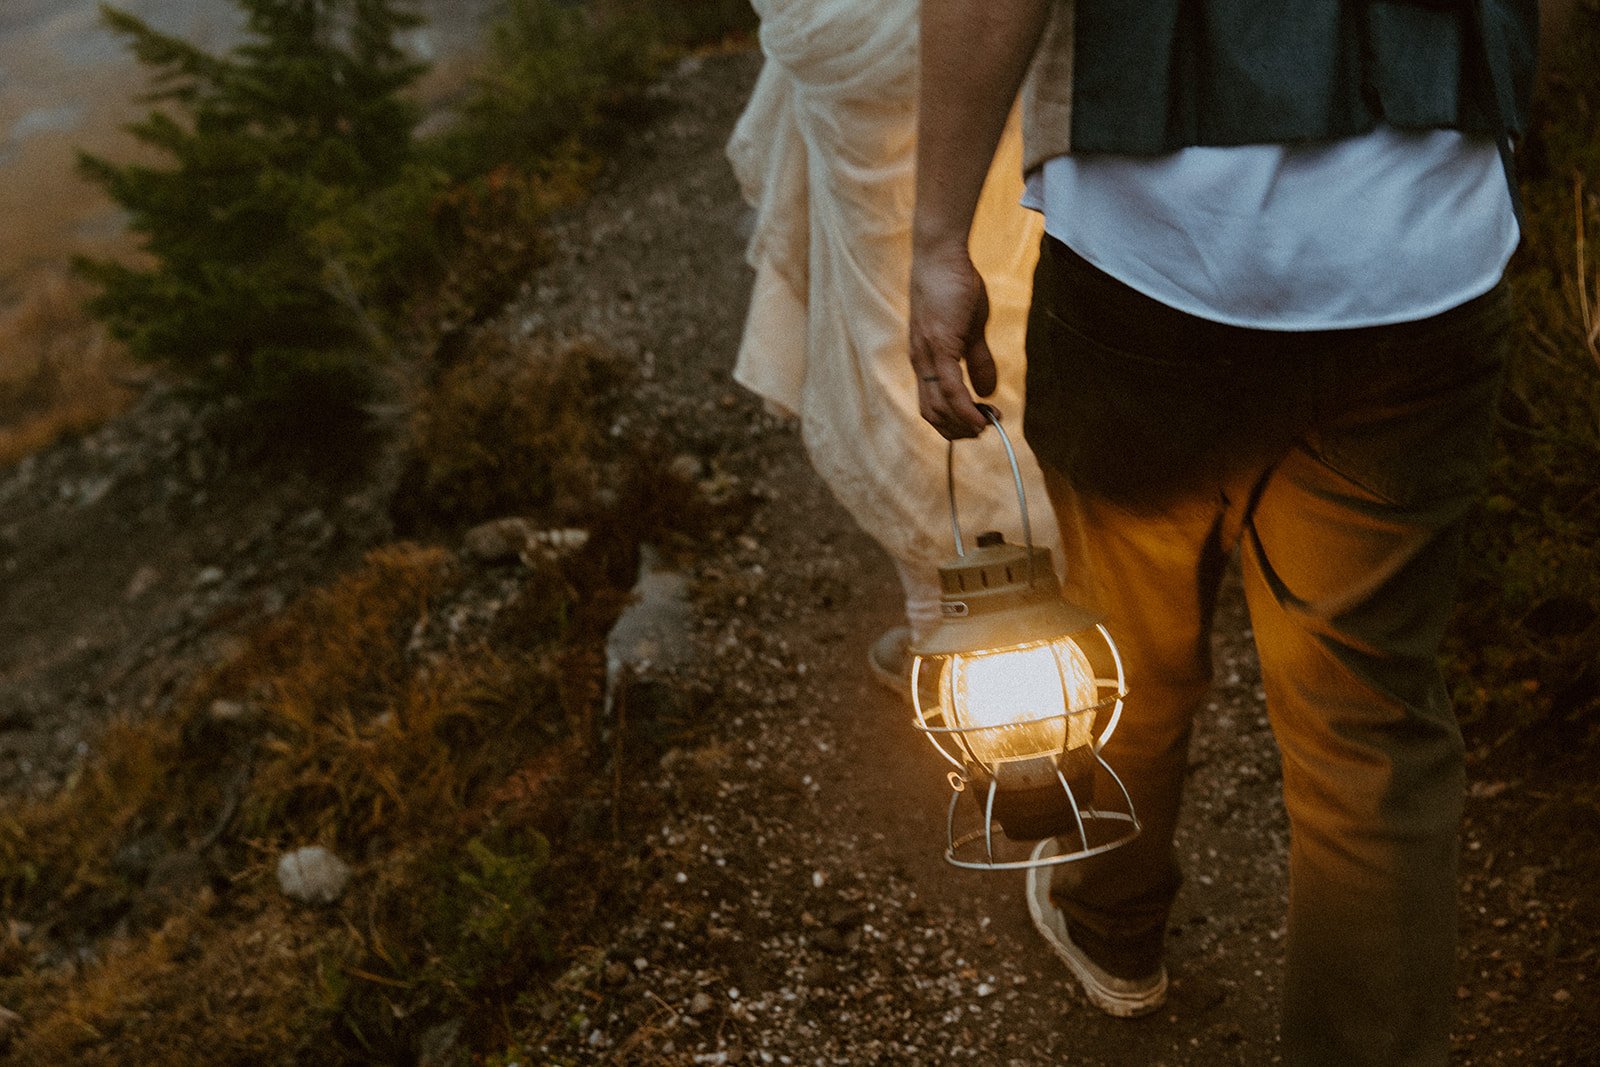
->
xmin=1020 ymin=124 xmax=1518 ymax=330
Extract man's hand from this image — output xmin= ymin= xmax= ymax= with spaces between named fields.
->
xmin=909 ymin=245 xmax=995 ymax=439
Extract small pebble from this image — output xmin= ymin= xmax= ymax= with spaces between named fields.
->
xmin=275 ymin=846 xmax=351 ymax=904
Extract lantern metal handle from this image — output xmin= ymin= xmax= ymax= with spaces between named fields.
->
xmin=946 ymin=404 xmax=1037 ymax=585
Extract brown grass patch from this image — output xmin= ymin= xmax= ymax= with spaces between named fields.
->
xmin=397 ymin=332 xmax=631 ymax=531
xmin=0 ymin=530 xmax=622 ymax=1064
xmin=1447 ymin=7 xmax=1600 ymax=740
xmin=3 ymin=905 xmax=351 ymax=1067
xmin=0 ymin=271 xmax=132 ymax=466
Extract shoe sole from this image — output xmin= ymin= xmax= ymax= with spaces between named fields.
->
xmin=1026 ymin=842 xmax=1169 ymax=1018
xmin=868 ymin=658 xmax=910 ymax=699
xmin=867 ymin=628 xmax=912 ymax=700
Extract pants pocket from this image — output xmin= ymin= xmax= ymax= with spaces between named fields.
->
xmin=1307 ymin=289 xmax=1510 ymax=508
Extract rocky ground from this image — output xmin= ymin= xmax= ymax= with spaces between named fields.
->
xmin=1 ymin=47 xmax=1595 ymax=1066
xmin=0 ymin=386 xmax=391 ymax=801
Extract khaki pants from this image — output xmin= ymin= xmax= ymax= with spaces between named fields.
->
xmin=1023 ymin=237 xmax=1510 ymax=1065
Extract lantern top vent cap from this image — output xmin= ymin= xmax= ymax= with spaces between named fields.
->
xmin=912 ymin=534 xmax=1106 ymax=656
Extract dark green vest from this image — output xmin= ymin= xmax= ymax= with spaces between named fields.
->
xmin=1067 ymin=0 xmax=1538 ymax=155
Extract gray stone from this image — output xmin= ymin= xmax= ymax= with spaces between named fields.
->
xmin=461 ymin=517 xmax=536 ymax=563
xmin=417 ymin=1017 xmax=463 ymax=1066
xmin=208 ymin=699 xmax=261 ymax=723
xmin=668 ymin=453 xmax=705 ymax=482
xmin=605 ymin=544 xmax=693 ymax=679
xmin=276 ymin=845 xmax=352 ymax=904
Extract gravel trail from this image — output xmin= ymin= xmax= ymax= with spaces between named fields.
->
xmin=515 ymin=49 xmax=1595 ymax=1066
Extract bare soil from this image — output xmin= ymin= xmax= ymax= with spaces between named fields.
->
xmin=509 ymin=50 xmax=1598 ymax=1065
xmin=1 ymin=46 xmax=1594 ymax=1066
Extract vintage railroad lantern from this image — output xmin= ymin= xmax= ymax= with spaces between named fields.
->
xmin=910 ymin=407 xmax=1139 ymax=871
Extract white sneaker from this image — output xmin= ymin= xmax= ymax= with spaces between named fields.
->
xmin=1026 ymin=837 xmax=1169 ymax=1018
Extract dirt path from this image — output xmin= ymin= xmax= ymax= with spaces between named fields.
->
xmin=506 ymin=48 xmax=1596 ymax=1066
xmin=2 ymin=42 xmax=1590 ymax=1067
xmin=504 ymin=45 xmax=1291 ymax=1064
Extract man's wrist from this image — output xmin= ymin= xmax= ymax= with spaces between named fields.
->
xmin=912 ymin=220 xmax=971 ymax=262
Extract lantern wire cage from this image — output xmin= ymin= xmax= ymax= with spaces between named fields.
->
xmin=910 ymin=404 xmax=1141 ymax=871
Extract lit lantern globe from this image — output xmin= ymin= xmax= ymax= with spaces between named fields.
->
xmin=912 ymin=529 xmax=1139 ymax=868
xmin=941 ymin=637 xmax=1096 ymax=766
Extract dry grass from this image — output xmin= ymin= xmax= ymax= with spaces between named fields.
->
xmin=198 ymin=543 xmax=464 ymax=844
xmin=0 ymin=272 xmax=133 ymax=467
xmin=1447 ymin=8 xmax=1600 ymax=738
xmin=1571 ymin=174 xmax=1600 ymax=370
xmin=3 ymin=905 xmax=351 ymax=1067
xmin=0 ymin=537 xmax=608 ymax=1064
xmin=0 ymin=3 xmax=754 ymax=1058
xmin=398 ymin=332 xmax=630 ymax=530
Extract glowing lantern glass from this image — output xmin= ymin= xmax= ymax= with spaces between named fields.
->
xmin=941 ymin=637 xmax=1095 ymax=764
xmin=911 ymin=407 xmax=1139 ymax=871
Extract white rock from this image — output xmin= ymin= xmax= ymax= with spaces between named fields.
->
xmin=667 ymin=453 xmax=704 ymax=482
xmin=208 ymin=699 xmax=260 ymax=723
xmin=276 ymin=846 xmax=352 ymax=904
xmin=605 ymin=544 xmax=692 ymax=681
xmin=533 ymin=528 xmax=589 ymax=553
xmin=462 ymin=518 xmax=589 ymax=564
xmin=462 ymin=517 xmax=536 ymax=563
xmin=124 ymin=564 xmax=161 ymax=601
xmin=76 ymin=476 xmax=115 ymax=507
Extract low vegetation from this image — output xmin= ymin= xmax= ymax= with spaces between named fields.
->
xmin=67 ymin=0 xmax=752 ymax=440
xmin=0 ymin=275 xmax=128 ymax=468
xmin=1445 ymin=2 xmax=1600 ymax=747
xmin=396 ymin=334 xmax=632 ymax=531
xmin=0 ymin=407 xmax=725 ymax=1064
xmin=1 ymin=0 xmax=752 ymax=1063
xmin=1 ymin=541 xmax=601 ymax=1064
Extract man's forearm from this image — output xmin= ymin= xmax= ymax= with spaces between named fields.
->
xmin=909 ymin=1 xmax=1051 ymax=440
xmin=913 ymin=0 xmax=1050 ymax=256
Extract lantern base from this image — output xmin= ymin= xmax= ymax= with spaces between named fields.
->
xmin=940 ymin=745 xmax=1140 ymax=872
xmin=986 ymin=778 xmax=1091 ymax=840
xmin=946 ymin=810 xmax=1139 ymax=872
xmin=977 ymin=746 xmax=1096 ymax=840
